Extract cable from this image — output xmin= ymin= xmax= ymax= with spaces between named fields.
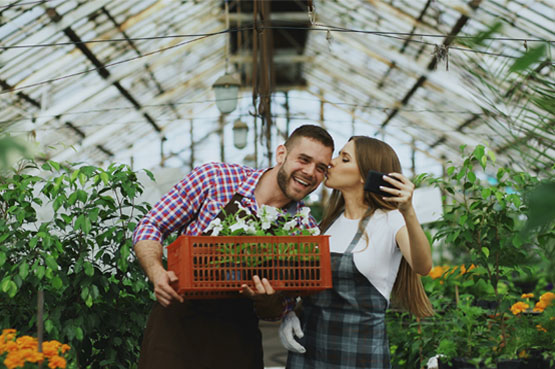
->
xmin=0 ymin=26 xmax=254 ymax=50
xmin=0 ymin=31 xmax=224 ymax=95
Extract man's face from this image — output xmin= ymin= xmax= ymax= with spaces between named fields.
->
xmin=276 ymin=137 xmax=333 ymax=202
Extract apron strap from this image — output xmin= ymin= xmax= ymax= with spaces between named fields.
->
xmin=344 ymin=214 xmax=371 ymax=254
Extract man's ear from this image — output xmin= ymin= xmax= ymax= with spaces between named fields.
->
xmin=275 ymin=144 xmax=287 ymax=165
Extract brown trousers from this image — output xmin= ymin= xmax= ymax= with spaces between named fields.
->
xmin=138 ymin=298 xmax=263 ymax=369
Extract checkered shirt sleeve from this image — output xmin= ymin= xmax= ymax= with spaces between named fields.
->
xmin=132 ymin=162 xmax=249 ymax=244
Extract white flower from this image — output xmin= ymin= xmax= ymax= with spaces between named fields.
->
xmin=206 ymin=218 xmax=223 ymax=236
xmin=308 ymin=227 xmax=320 ymax=235
xmin=282 ymin=219 xmax=298 ymax=231
xmin=245 ymin=220 xmax=258 ymax=234
xmin=229 ymin=218 xmax=249 ymax=233
xmin=297 ymin=206 xmax=312 ymax=226
xmin=257 ymin=204 xmax=281 ymax=223
xmin=235 ymin=200 xmax=252 ymax=215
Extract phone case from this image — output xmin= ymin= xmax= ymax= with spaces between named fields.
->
xmin=363 ymin=170 xmax=395 ymax=197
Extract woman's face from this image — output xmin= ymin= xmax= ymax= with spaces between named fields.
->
xmin=325 ymin=140 xmax=364 ymax=191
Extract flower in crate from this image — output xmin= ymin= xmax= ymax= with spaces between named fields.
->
xmin=0 ymin=329 xmax=71 ymax=369
xmin=205 ymin=202 xmax=320 ymax=236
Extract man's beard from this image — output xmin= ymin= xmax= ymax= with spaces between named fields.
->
xmin=277 ymin=165 xmax=311 ymax=202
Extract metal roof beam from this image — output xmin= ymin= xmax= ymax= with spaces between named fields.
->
xmin=45 ymin=7 xmax=162 ymax=134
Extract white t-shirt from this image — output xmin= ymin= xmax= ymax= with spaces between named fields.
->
xmin=324 ymin=209 xmax=406 ymax=301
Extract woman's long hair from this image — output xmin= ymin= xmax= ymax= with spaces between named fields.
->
xmin=320 ymin=136 xmax=433 ymax=317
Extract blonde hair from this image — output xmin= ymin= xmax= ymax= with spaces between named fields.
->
xmin=320 ymin=136 xmax=434 ymax=317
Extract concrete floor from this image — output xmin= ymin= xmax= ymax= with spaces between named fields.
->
xmin=260 ymin=320 xmax=288 ymax=369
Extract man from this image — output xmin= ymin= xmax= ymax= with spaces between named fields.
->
xmin=133 ymin=124 xmax=334 ymax=369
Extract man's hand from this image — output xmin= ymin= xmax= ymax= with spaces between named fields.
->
xmin=279 ymin=311 xmax=306 ymax=353
xmin=134 ymin=239 xmax=184 ymax=307
xmin=150 ymin=267 xmax=184 ymax=307
xmin=240 ymin=276 xmax=285 ymax=320
xmin=240 ymin=275 xmax=275 ymax=297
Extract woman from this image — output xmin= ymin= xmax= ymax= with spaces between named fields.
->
xmin=280 ymin=136 xmax=434 ymax=369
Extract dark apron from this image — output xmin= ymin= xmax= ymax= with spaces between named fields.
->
xmin=138 ymin=194 xmax=263 ymax=369
xmin=287 ymin=216 xmax=390 ymax=369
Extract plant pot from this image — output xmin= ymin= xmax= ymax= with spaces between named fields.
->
xmin=496 ymin=359 xmax=521 ymax=369
xmin=439 ymin=358 xmax=480 ymax=369
xmin=497 ymin=357 xmax=550 ymax=369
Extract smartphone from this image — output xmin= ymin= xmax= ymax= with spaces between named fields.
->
xmin=364 ymin=170 xmax=396 ymax=197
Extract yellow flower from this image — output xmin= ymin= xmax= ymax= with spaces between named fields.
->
xmin=536 ymin=324 xmax=547 ymax=333
xmin=521 ymin=293 xmax=534 ymax=299
xmin=510 ymin=301 xmax=529 ymax=315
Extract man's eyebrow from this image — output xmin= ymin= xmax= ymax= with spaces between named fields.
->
xmin=298 ymin=153 xmax=329 ymax=171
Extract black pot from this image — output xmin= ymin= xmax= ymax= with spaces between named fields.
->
xmin=439 ymin=358 xmax=481 ymax=369
xmin=496 ymin=359 xmax=521 ymax=369
xmin=497 ymin=357 xmax=550 ymax=369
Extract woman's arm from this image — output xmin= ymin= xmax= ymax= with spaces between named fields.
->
xmin=381 ymin=172 xmax=432 ymax=276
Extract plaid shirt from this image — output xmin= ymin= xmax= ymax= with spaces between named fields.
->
xmin=133 ymin=162 xmax=317 ymax=244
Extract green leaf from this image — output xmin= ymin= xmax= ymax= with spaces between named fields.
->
xmin=0 ymin=252 xmax=6 ymax=267
xmin=509 ymin=44 xmax=546 ymax=73
xmin=81 ymin=286 xmax=89 ymax=301
xmin=481 ymin=247 xmax=490 ymax=258
xmin=480 ymin=155 xmax=487 ymax=169
xmin=100 ymin=171 xmax=109 ymax=185
xmin=35 ymin=265 xmax=45 ymax=280
xmin=45 ymin=319 xmax=54 ymax=334
xmin=487 ymin=150 xmax=496 ymax=163
xmin=70 ymin=169 xmax=80 ymax=184
xmin=51 ymin=276 xmax=63 ymax=289
xmin=19 ymin=262 xmax=29 ymax=280
xmin=75 ymin=326 xmax=84 ymax=341
xmin=85 ymin=293 xmax=93 ymax=307
xmin=84 ymin=262 xmax=94 ymax=277
xmin=44 ymin=254 xmax=58 ymax=271
xmin=48 ymin=160 xmax=61 ymax=171
xmin=1 ymin=277 xmax=11 ymax=293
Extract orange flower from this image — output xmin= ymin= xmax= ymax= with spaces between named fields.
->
xmin=521 ymin=293 xmax=534 ymax=299
xmin=428 ymin=265 xmax=447 ymax=279
xmin=539 ymin=292 xmax=555 ymax=304
xmin=42 ymin=340 xmax=62 ymax=358
xmin=60 ymin=344 xmax=70 ymax=354
xmin=510 ymin=301 xmax=529 ymax=315
xmin=16 ymin=335 xmax=38 ymax=350
xmin=48 ymin=355 xmax=67 ymax=369
xmin=4 ymin=350 xmax=26 ymax=369
xmin=536 ymin=324 xmax=547 ymax=333
xmin=533 ymin=300 xmax=548 ymax=313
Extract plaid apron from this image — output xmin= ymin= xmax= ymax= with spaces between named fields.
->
xmin=287 ymin=217 xmax=390 ymax=369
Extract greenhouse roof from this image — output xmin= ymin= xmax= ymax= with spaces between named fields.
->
xmin=1 ymin=0 xmax=553 ymax=176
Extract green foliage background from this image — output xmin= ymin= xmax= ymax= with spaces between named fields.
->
xmin=0 ymin=161 xmax=155 ymax=368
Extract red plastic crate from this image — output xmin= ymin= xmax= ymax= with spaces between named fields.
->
xmin=167 ymin=235 xmax=332 ymax=299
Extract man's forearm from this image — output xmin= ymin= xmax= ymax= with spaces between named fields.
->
xmin=134 ymin=239 xmax=165 ymax=282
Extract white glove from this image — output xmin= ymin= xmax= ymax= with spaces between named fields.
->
xmin=279 ymin=311 xmax=306 ymax=354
